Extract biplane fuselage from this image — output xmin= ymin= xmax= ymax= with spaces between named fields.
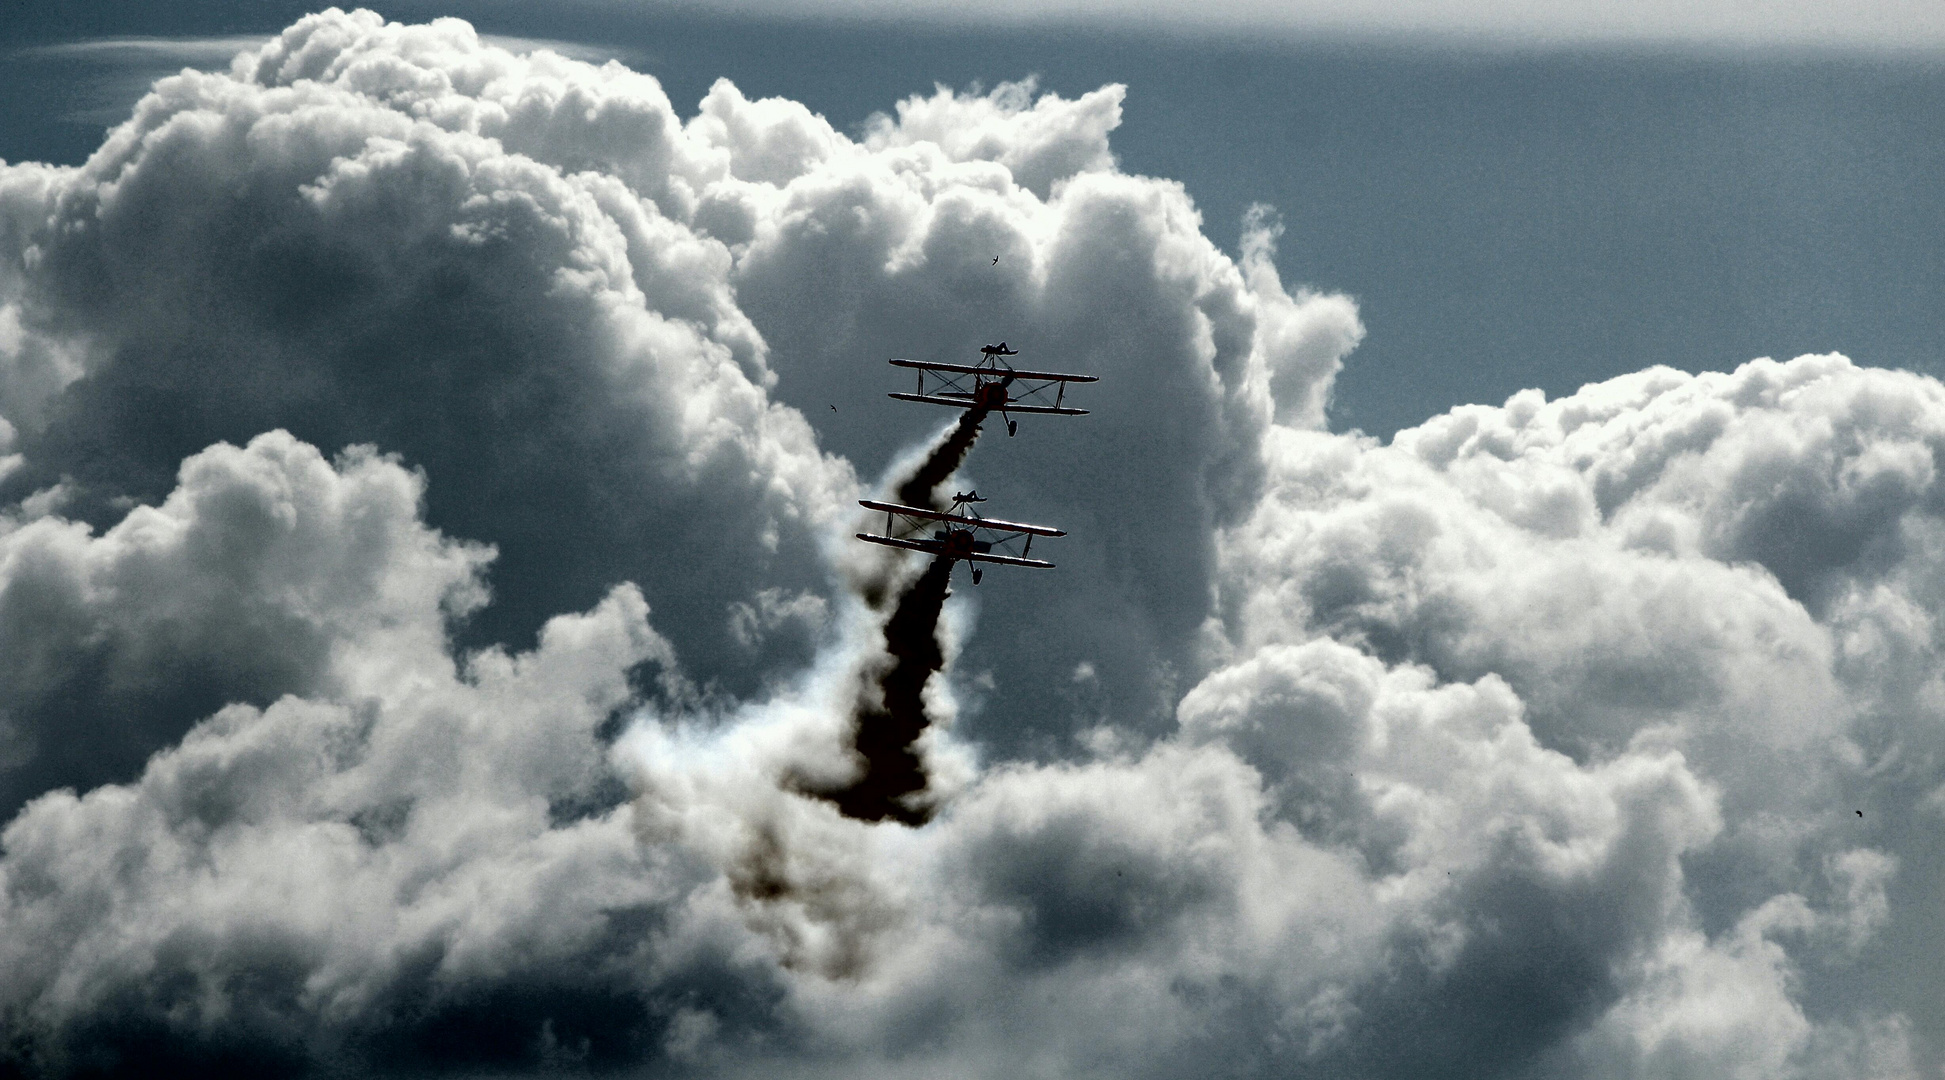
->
xmin=938 ymin=527 xmax=983 ymax=559
xmin=971 ymin=380 xmax=1011 ymax=410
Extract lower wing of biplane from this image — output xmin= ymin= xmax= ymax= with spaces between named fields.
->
xmin=855 ymin=499 xmax=1063 ymax=579
xmin=886 ymin=358 xmax=1096 ymax=418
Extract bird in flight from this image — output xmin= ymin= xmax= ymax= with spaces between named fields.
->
xmin=992 ymin=257 xmax=999 ymax=264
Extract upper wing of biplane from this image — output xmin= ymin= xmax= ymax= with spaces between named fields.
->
xmin=889 ymin=358 xmax=1098 ymax=383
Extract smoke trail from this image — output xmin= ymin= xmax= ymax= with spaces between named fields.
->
xmin=819 ymin=555 xmax=954 ymax=824
xmin=652 ymin=408 xmax=996 ymax=972
xmin=805 ymin=408 xmax=988 ymax=824
xmin=897 ymin=408 xmax=988 ymax=513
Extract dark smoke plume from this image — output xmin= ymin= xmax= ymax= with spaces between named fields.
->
xmin=806 ymin=409 xmax=987 ymax=824
xmin=822 ymin=555 xmax=954 ymax=825
xmin=896 ymin=409 xmax=988 ymax=515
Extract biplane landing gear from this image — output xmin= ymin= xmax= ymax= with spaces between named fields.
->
xmin=972 ymin=567 xmax=983 ymax=585
xmin=1006 ymin=419 xmax=1018 ymax=437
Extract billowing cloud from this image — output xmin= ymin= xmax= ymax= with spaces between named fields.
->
xmin=0 ymin=9 xmax=1938 ymax=1078
xmin=0 ymin=430 xmax=491 ymax=808
xmin=1204 ymin=355 xmax=1940 ymax=1072
xmin=1 ymin=11 xmax=850 ymax=711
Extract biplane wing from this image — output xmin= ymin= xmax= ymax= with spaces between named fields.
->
xmin=887 ymin=392 xmax=1087 ymax=415
xmin=855 ymin=499 xmax=1062 ymax=573
xmin=853 ymin=533 xmax=1056 ymax=568
xmin=859 ymin=500 xmax=1065 ymax=537
xmin=890 ymin=358 xmax=1098 ymax=383
xmin=887 ymin=357 xmax=1096 ymax=424
xmin=961 ymin=550 xmax=1055 ymax=567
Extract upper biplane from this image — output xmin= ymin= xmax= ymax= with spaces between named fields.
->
xmin=888 ymin=343 xmax=1097 ymax=436
xmin=855 ymin=492 xmax=1062 ymax=585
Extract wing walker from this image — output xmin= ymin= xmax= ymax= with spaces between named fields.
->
xmin=857 ymin=342 xmax=1097 ymax=584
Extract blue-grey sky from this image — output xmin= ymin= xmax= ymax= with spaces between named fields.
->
xmin=7 ymin=5 xmax=1944 ymax=440
xmin=3 ymin=5 xmax=1944 ymax=1078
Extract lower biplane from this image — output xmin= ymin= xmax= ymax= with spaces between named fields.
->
xmin=855 ymin=494 xmax=1062 ymax=585
xmin=888 ymin=348 xmax=1097 ymax=436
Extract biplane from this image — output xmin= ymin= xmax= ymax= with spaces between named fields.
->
xmin=888 ymin=343 xmax=1098 ymax=436
xmin=855 ymin=492 xmax=1063 ymax=585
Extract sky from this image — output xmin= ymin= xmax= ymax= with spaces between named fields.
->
xmin=1 ymin=3 xmax=1944 ymax=1078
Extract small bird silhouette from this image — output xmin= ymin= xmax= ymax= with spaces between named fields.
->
xmin=992 ymin=257 xmax=999 ymax=264
xmin=1856 ymin=809 xmax=1864 ymax=817
xmin=829 ymin=404 xmax=837 ymax=411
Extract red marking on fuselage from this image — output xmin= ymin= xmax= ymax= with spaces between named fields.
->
xmin=973 ymin=380 xmax=1010 ymax=409
xmin=942 ymin=529 xmax=976 ymax=558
